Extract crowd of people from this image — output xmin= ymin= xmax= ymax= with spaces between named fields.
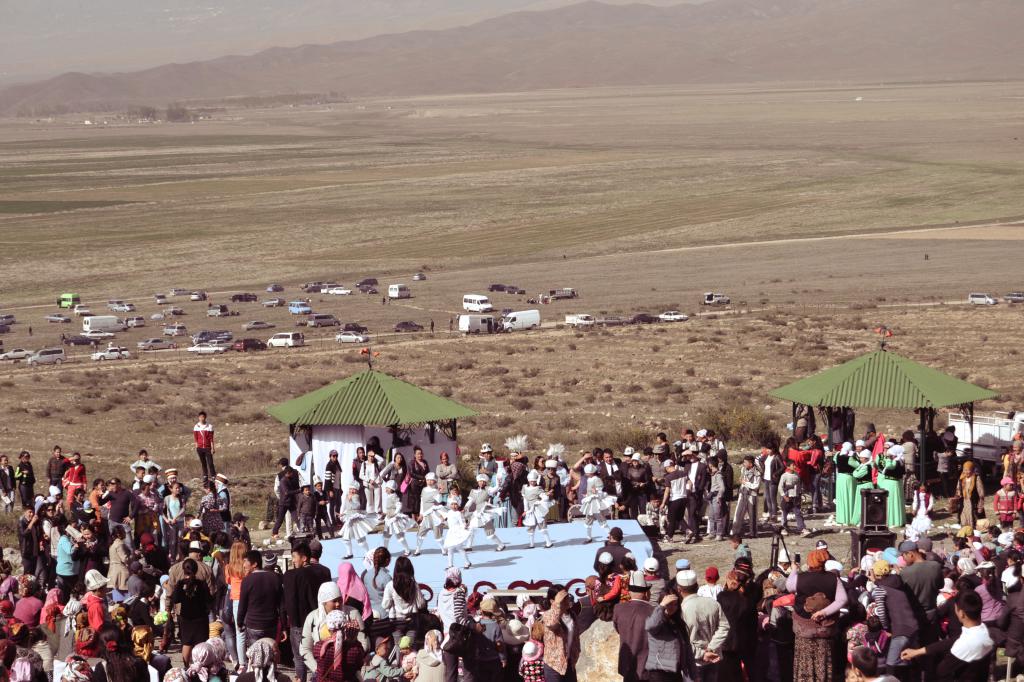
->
xmin=5 ymin=413 xmax=1024 ymax=682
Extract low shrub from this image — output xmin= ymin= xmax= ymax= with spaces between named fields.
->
xmin=697 ymin=400 xmax=778 ymax=448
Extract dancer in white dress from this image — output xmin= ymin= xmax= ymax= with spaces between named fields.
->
xmin=380 ymin=480 xmax=414 ymax=556
xmin=906 ymin=485 xmax=934 ymax=541
xmin=465 ymin=474 xmax=506 ymax=552
xmin=415 ymin=473 xmax=447 ymax=556
xmin=338 ymin=483 xmax=373 ymax=559
xmin=359 ymin=453 xmax=383 ymax=516
xmin=581 ymin=476 xmax=616 ymax=543
xmin=522 ymin=470 xmax=554 ymax=549
xmin=443 ymin=497 xmax=473 ymax=569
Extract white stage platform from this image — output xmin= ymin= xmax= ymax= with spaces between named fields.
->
xmin=319 ymin=520 xmax=654 ymax=600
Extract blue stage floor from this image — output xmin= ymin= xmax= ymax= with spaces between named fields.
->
xmin=319 ymin=519 xmax=654 ymax=599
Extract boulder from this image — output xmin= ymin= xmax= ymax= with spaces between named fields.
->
xmin=576 ymin=617 xmax=622 ymax=682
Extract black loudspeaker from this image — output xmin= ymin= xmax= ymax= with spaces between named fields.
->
xmin=851 ymin=529 xmax=897 ymax=563
xmin=860 ymin=487 xmax=888 ymax=532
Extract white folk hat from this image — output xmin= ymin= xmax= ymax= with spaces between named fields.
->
xmin=85 ymin=569 xmax=108 ymax=592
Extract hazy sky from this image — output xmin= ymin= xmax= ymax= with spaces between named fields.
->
xmin=0 ymin=0 xmax=692 ymax=82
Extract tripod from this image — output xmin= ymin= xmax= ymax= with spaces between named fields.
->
xmin=769 ymin=530 xmax=795 ymax=570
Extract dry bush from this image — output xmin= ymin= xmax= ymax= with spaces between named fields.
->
xmin=697 ymin=400 xmax=777 ymax=448
xmin=582 ymin=426 xmax=652 ymax=457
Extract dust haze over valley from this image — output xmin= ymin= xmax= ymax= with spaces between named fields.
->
xmin=1 ymin=0 xmax=1024 ymax=536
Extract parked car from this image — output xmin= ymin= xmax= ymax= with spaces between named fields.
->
xmin=81 ymin=330 xmax=115 ymax=340
xmin=549 ymin=288 xmax=578 ymax=300
xmin=150 ymin=313 xmax=165 ymax=321
xmin=231 ymin=293 xmax=258 ymax=302
xmin=110 ymin=303 xmax=136 ymax=313
xmin=702 ymin=292 xmax=730 ymax=306
xmin=266 ymin=284 xmax=285 ymax=293
xmin=335 ymin=331 xmax=369 ymax=343
xmin=125 ymin=316 xmax=146 ymax=328
xmin=488 ymin=284 xmax=507 ymax=292
xmin=244 ymin=321 xmax=275 ymax=331
xmin=318 ymin=283 xmax=341 ymax=293
xmin=968 ymin=292 xmax=997 ymax=306
xmin=232 ymin=338 xmax=267 ymax=352
xmin=206 ymin=305 xmax=233 ymax=317
xmin=505 ymin=286 xmax=526 ymax=295
xmin=164 ymin=307 xmax=185 ymax=316
xmin=394 ymin=321 xmax=424 ymax=332
xmin=357 ymin=285 xmax=379 ymax=295
xmin=190 ymin=291 xmax=208 ymax=301
xmin=154 ymin=294 xmax=168 ymax=305
xmin=0 ymin=324 xmax=9 ymax=334
xmin=308 ymin=314 xmax=341 ymax=328
xmin=357 ymin=278 xmax=379 ymax=287
xmin=63 ymin=336 xmax=94 ymax=346
xmin=597 ymin=316 xmax=627 ymax=327
xmin=163 ymin=324 xmax=188 ymax=337
xmin=263 ymin=298 xmax=285 ymax=307
xmin=658 ymin=311 xmax=689 ymax=322
xmin=106 ymin=300 xmax=126 ymax=311
xmin=630 ymin=313 xmax=659 ymax=324
xmin=1004 ymin=292 xmax=1024 ymax=303
xmin=302 ymin=283 xmax=325 ymax=293
xmin=192 ymin=331 xmax=233 ymax=344
xmin=137 ymin=338 xmax=176 ymax=351
xmin=27 ymin=348 xmax=66 ymax=366
xmin=45 ymin=314 xmax=71 ymax=323
xmin=187 ymin=342 xmax=228 ymax=355
xmin=412 ymin=272 xmax=427 ymax=281
xmin=268 ymin=332 xmax=305 ymax=348
xmin=288 ymin=301 xmax=313 ymax=315
xmin=91 ymin=346 xmax=130 ymax=361
xmin=343 ymin=323 xmax=369 ymax=334
xmin=73 ymin=305 xmax=91 ymax=317
xmin=326 ymin=286 xmax=353 ymax=296
xmin=169 ymin=288 xmax=190 ymax=296
xmin=0 ymin=348 xmax=32 ymax=361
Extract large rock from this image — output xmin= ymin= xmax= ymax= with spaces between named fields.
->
xmin=576 ymin=618 xmax=622 ymax=682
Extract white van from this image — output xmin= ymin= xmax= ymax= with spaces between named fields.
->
xmin=268 ymin=331 xmax=305 ymax=348
xmin=462 ymin=294 xmax=494 ymax=313
xmin=82 ymin=315 xmax=126 ymax=333
xmin=502 ymin=309 xmax=540 ymax=331
xmin=458 ymin=314 xmax=497 ymax=334
xmin=565 ymin=314 xmax=596 ymax=328
xmin=968 ymin=293 xmax=997 ymax=306
xmin=388 ymin=284 xmax=411 ymax=300
xmin=125 ymin=316 xmax=146 ymax=328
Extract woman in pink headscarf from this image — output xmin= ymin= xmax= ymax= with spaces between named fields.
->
xmin=336 ymin=562 xmax=372 ymax=621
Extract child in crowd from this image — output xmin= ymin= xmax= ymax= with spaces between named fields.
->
xmin=698 ymin=566 xmax=723 ymax=599
xmin=296 ymin=484 xmax=316 ymax=534
xmin=730 ymin=534 xmax=751 ymax=562
xmin=707 ymin=458 xmax=727 ymax=541
xmin=907 ymin=484 xmax=934 ymax=541
xmin=994 ymin=477 xmax=1020 ymax=529
xmin=519 ymin=639 xmax=545 ymax=682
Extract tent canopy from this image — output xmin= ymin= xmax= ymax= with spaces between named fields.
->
xmin=769 ymin=350 xmax=997 ymax=410
xmin=267 ymin=369 xmax=477 ymax=426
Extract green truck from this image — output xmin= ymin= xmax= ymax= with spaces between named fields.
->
xmin=58 ymin=293 xmax=81 ymax=308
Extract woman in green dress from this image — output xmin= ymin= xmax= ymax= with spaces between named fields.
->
xmin=876 ymin=445 xmax=907 ymax=527
xmin=850 ymin=446 xmax=876 ymax=526
xmin=833 ymin=441 xmax=859 ymax=526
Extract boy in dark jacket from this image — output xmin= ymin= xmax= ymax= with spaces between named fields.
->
xmin=296 ymin=484 xmax=315 ymax=534
xmin=15 ymin=450 xmax=35 ymax=509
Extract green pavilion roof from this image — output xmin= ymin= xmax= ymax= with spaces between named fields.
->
xmin=769 ymin=350 xmax=997 ymax=410
xmin=267 ymin=369 xmax=477 ymax=426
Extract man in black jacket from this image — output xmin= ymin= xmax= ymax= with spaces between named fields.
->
xmin=238 ymin=550 xmax=283 ymax=650
xmin=283 ymin=542 xmax=320 ymax=682
xmin=272 ymin=460 xmax=299 ymax=540
xmin=592 ymin=526 xmax=630 ymax=573
xmin=682 ymin=453 xmax=708 ymax=544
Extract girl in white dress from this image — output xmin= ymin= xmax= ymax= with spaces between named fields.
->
xmin=465 ymin=474 xmax=506 ymax=552
xmin=443 ymin=497 xmax=473 ymax=569
xmin=906 ymin=484 xmax=933 ymax=541
xmin=522 ymin=470 xmax=554 ymax=549
xmin=380 ymin=480 xmax=414 ymax=556
xmin=581 ymin=476 xmax=616 ymax=543
xmin=339 ymin=483 xmax=373 ymax=559
xmin=415 ymin=473 xmax=447 ymax=556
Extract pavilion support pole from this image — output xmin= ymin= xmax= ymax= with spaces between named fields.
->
xmin=918 ymin=408 xmax=932 ymax=491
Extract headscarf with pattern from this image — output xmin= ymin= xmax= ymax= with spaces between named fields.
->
xmin=246 ymin=638 xmax=278 ymax=682
xmin=58 ymin=654 xmax=93 ymax=681
xmin=42 ymin=588 xmax=64 ymax=631
xmin=187 ymin=641 xmax=225 ymax=682
xmin=321 ymin=609 xmax=346 ymax=671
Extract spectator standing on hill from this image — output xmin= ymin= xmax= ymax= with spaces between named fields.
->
xmin=46 ymin=445 xmax=67 ymax=491
xmin=15 ymin=450 xmax=35 ymax=508
xmin=0 ymin=454 xmax=15 ymax=513
xmin=193 ymin=410 xmax=216 ymax=481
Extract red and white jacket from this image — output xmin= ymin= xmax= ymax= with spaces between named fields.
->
xmin=194 ymin=422 xmax=215 ymax=449
xmin=62 ymin=463 xmax=87 ymax=496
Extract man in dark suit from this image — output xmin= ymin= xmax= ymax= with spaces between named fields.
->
xmin=592 ymin=526 xmax=630 ymax=573
xmin=612 ymin=573 xmax=656 ymax=682
xmin=683 ymin=451 xmax=708 ymax=543
xmin=599 ymin=449 xmax=624 ymax=498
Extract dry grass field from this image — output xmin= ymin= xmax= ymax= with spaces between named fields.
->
xmin=1 ymin=81 xmax=1023 ymax=561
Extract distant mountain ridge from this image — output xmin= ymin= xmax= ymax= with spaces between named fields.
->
xmin=3 ymin=0 xmax=1023 ymax=115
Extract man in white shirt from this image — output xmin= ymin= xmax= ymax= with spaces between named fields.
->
xmin=759 ymin=446 xmax=780 ymax=520
xmin=900 ymin=589 xmax=992 ymax=681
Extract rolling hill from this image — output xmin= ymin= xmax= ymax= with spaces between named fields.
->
xmin=3 ymin=0 xmax=1023 ymax=115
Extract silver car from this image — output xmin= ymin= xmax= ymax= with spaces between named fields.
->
xmin=27 ymin=348 xmax=66 ymax=366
